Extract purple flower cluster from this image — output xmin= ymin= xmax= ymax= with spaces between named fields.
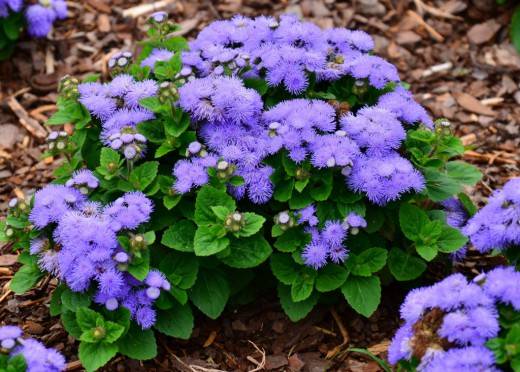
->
xmin=348 ymin=154 xmax=425 ymax=205
xmin=182 ymin=14 xmax=399 ymax=92
xmin=29 ymin=175 xmax=169 ymax=329
xmin=78 ymin=74 xmax=157 ymax=159
xmin=175 ymin=18 xmax=431 ymax=206
xmin=0 ymin=0 xmax=22 ymax=18
xmin=298 ymin=205 xmax=366 ymax=268
xmin=0 ymin=325 xmax=65 ymax=372
xmin=24 ymin=0 xmax=67 ymax=37
xmin=176 ymin=76 xmax=275 ymax=203
xmin=140 ymin=48 xmax=174 ymax=70
xmin=463 ymin=178 xmax=520 ymax=253
xmin=389 ymin=267 xmax=520 ymax=371
xmin=65 ymin=169 xmax=99 ymax=194
xmin=1 ymin=0 xmax=67 ymax=38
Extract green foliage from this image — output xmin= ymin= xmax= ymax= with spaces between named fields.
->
xmin=0 ymin=13 xmax=23 ymax=60
xmin=1 ymin=16 xmax=487 ymax=371
xmin=487 ymin=305 xmax=520 ymax=370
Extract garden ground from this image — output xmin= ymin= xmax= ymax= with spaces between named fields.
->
xmin=0 ymin=0 xmax=519 ymax=370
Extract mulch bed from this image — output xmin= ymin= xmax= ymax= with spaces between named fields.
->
xmin=1 ymin=0 xmax=519 ymax=370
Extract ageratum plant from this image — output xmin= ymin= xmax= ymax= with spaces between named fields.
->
xmin=0 ymin=0 xmax=67 ymax=59
xmin=389 ymin=266 xmax=520 ymax=371
xmin=1 ymin=13 xmax=483 ymax=370
xmin=0 ymin=325 xmax=66 ymax=371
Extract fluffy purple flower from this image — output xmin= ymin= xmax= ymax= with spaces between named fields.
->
xmin=482 ymin=266 xmax=520 ymax=310
xmin=424 ymin=346 xmax=497 ymax=372
xmin=140 ymin=49 xmax=175 ymax=70
xmin=29 ymin=185 xmax=86 ymax=228
xmin=103 ymin=192 xmax=153 ymax=231
xmin=463 ymin=178 xmax=520 ymax=253
xmin=389 ymin=268 xmax=520 ymax=370
xmin=65 ymin=169 xmax=99 ymax=192
xmin=0 ymin=0 xmax=22 ymax=17
xmin=377 ymin=86 xmax=433 ymax=128
xmin=308 ymin=133 xmax=360 ymax=169
xmin=302 ymin=239 xmax=328 ymax=269
xmin=341 ymin=107 xmax=406 ymax=153
xmin=348 ymin=153 xmax=425 ymax=205
xmin=0 ymin=325 xmax=65 ymax=372
xmin=173 ymin=156 xmax=217 ymax=193
xmin=322 ymin=220 xmax=346 ymax=247
xmin=298 ymin=205 xmax=318 ymax=227
xmin=25 ymin=0 xmax=68 ymax=38
xmin=179 ymin=76 xmax=262 ymax=124
xmin=349 ymin=54 xmax=400 ymax=89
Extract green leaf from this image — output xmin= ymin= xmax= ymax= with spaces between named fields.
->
xmin=61 ymin=311 xmax=83 ymax=339
xmin=291 ymin=270 xmax=316 ymax=302
xmin=236 ymin=213 xmax=265 ymax=237
xmin=270 ymin=254 xmax=299 ymax=285
xmin=274 ymin=227 xmax=309 ymax=253
xmin=485 ymin=338 xmax=507 ymax=364
xmin=103 ymin=321 xmax=125 ymax=343
xmin=155 ymin=142 xmax=175 ymax=158
xmin=190 ymin=268 xmax=230 ymax=319
xmin=127 ymin=249 xmax=150 ymax=281
xmin=308 ymin=171 xmax=333 ymax=201
xmin=423 ymin=168 xmax=462 ymax=202
xmin=76 ymin=307 xmax=103 ymax=331
xmin=511 ymin=5 xmax=520 ymax=53
xmin=99 ymin=147 xmax=121 ymax=170
xmin=458 ymin=193 xmax=477 ymax=216
xmin=154 ymin=303 xmax=194 ymax=339
xmin=219 ymin=234 xmax=272 ymax=269
xmin=437 ymin=226 xmax=468 ymax=253
xmin=244 ymin=78 xmax=269 ymax=95
xmin=315 ymin=264 xmax=348 ymax=292
xmin=6 ymin=354 xmax=27 ymax=372
xmin=79 ymin=342 xmax=118 ymax=372
xmin=161 ymin=220 xmax=196 ymax=252
xmin=446 ymin=161 xmax=482 ymax=186
xmin=278 ymin=283 xmax=319 ymax=322
xmin=399 ymin=203 xmax=430 ymax=241
xmin=387 ymin=248 xmax=427 ymax=281
xmin=341 ymin=275 xmax=381 ymax=318
xmin=50 ymin=285 xmax=66 ymax=316
xmin=159 ymin=252 xmax=199 ymax=290
xmin=117 ymin=323 xmax=157 ymax=360
xmin=9 ymin=264 xmax=43 ymax=294
xmin=129 ymin=161 xmax=159 ymax=190
xmin=419 ymin=220 xmax=443 ymax=243
xmin=61 ymin=288 xmax=92 ymax=312
xmin=194 ymin=186 xmax=236 ymax=226
xmin=194 ymin=225 xmax=229 ymax=256
xmin=416 ymin=244 xmax=438 ymax=261
xmin=349 ymin=248 xmax=387 ymax=277
xmin=211 ymin=205 xmax=232 ymax=220
xmin=274 ymin=178 xmax=294 ymax=202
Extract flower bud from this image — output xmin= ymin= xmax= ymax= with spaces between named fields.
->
xmin=225 ymin=211 xmax=245 ymax=232
xmin=275 ymin=211 xmax=295 ymax=230
xmin=93 ymin=327 xmax=106 ymax=340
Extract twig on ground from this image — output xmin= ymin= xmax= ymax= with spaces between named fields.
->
xmin=413 ymin=0 xmax=463 ymax=20
xmin=6 ymin=96 xmax=48 ymax=139
xmin=406 ymin=10 xmax=444 ymax=42
xmin=121 ymin=0 xmax=176 ymax=19
xmin=247 ymin=340 xmax=266 ymax=372
xmin=326 ymin=308 xmax=350 ymax=359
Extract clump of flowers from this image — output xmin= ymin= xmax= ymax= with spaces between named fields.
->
xmin=29 ymin=173 xmax=168 ymax=329
xmin=0 ymin=325 xmax=65 ymax=371
xmin=389 ymin=267 xmax=520 ymax=371
xmin=0 ymin=0 xmax=68 ymax=59
xmin=2 ymin=12 xmax=486 ymax=371
xmin=463 ymin=178 xmax=520 ymax=254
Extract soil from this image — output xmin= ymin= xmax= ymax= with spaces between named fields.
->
xmin=0 ymin=0 xmax=519 ymax=371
